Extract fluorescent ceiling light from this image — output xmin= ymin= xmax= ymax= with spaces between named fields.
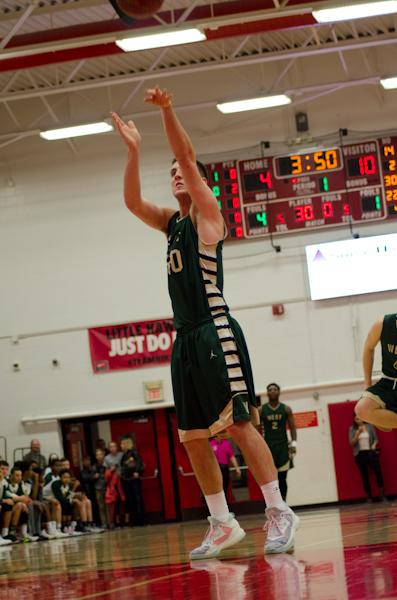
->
xmin=217 ymin=94 xmax=291 ymax=114
xmin=380 ymin=76 xmax=397 ymax=89
xmin=40 ymin=122 xmax=113 ymax=140
xmin=116 ymin=28 xmax=205 ymax=52
xmin=313 ymin=0 xmax=397 ymax=23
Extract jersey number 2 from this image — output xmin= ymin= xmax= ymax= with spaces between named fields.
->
xmin=168 ymin=249 xmax=183 ymax=275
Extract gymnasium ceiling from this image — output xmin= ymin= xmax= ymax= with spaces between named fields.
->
xmin=1 ymin=0 xmax=397 ymax=151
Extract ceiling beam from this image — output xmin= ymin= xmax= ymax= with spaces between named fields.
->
xmin=0 ymin=30 xmax=394 ymax=105
xmin=0 ymin=0 xmax=38 ymax=50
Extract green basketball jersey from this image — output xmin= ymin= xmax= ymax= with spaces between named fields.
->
xmin=167 ymin=213 xmax=228 ymax=330
xmin=381 ymin=314 xmax=397 ymax=377
xmin=261 ymin=402 xmax=289 ymax=446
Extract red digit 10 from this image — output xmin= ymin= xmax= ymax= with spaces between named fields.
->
xmin=359 ymin=156 xmax=377 ymax=176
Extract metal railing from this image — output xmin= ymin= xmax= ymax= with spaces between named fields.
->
xmin=13 ymin=447 xmax=30 ymax=464
xmin=142 ymin=469 xmax=159 ymax=480
xmin=178 ymin=465 xmax=248 ymax=477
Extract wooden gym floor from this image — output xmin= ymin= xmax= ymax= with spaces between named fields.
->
xmin=1 ymin=503 xmax=397 ymax=599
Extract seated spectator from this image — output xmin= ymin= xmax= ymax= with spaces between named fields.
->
xmin=0 ymin=460 xmax=9 ymax=479
xmin=50 ymin=469 xmax=77 ymax=533
xmin=42 ymin=458 xmax=66 ymax=538
xmin=120 ymin=436 xmax=145 ymax=527
xmin=51 ymin=469 xmax=100 ymax=534
xmin=93 ymin=449 xmax=108 ymax=528
xmin=43 ymin=454 xmax=59 ymax=478
xmin=23 ymin=439 xmax=47 ymax=470
xmin=0 ymin=462 xmax=12 ymax=546
xmin=60 ymin=458 xmax=102 ymax=533
xmin=21 ymin=461 xmax=57 ymax=541
xmin=3 ymin=466 xmax=36 ymax=542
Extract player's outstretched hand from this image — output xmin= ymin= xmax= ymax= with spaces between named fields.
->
xmin=144 ymin=86 xmax=173 ymax=108
xmin=111 ymin=112 xmax=142 ymax=151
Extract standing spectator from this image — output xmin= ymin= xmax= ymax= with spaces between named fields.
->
xmin=23 ymin=440 xmax=47 ymax=470
xmin=349 ymin=415 xmax=386 ymax=501
xmin=210 ymin=435 xmax=241 ymax=496
xmin=80 ymin=456 xmax=96 ymax=502
xmin=260 ymin=383 xmax=297 ymax=502
xmin=104 ymin=441 xmax=123 ymax=473
xmin=120 ymin=436 xmax=144 ymax=526
xmin=93 ymin=449 xmax=108 ymax=528
xmin=105 ymin=460 xmax=125 ymax=529
xmin=97 ymin=439 xmax=110 ymax=456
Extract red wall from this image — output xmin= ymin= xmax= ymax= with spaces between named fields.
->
xmin=328 ymin=401 xmax=397 ymax=500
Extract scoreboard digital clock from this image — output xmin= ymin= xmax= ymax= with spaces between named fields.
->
xmin=206 ymin=137 xmax=397 ymax=242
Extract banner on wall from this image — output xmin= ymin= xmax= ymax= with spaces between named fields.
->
xmin=294 ymin=411 xmax=318 ymax=429
xmin=88 ymin=318 xmax=176 ymax=373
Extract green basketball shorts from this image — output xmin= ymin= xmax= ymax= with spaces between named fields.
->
xmin=267 ymin=442 xmax=290 ymax=471
xmin=171 ymin=314 xmax=257 ymax=442
xmin=362 ymin=378 xmax=397 ymax=413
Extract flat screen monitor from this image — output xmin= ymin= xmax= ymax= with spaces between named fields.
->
xmin=305 ymin=233 xmax=397 ymax=300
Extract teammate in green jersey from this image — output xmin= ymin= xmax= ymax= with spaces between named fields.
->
xmin=356 ymin=314 xmax=397 ymax=430
xmin=261 ymin=384 xmax=297 ymax=501
xmin=112 ymin=87 xmax=299 ymax=558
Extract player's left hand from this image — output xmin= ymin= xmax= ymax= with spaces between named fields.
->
xmin=144 ymin=86 xmax=173 ymax=108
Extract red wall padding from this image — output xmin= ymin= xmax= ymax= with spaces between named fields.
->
xmin=328 ymin=401 xmax=397 ymax=500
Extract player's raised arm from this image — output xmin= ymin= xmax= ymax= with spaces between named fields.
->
xmin=111 ymin=112 xmax=174 ymax=233
xmin=144 ymin=87 xmax=224 ymax=243
xmin=363 ymin=319 xmax=383 ymax=388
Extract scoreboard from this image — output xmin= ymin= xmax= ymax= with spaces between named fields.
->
xmin=206 ymin=136 xmax=397 ymax=241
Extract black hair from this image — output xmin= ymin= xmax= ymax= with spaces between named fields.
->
xmin=59 ymin=469 xmax=71 ymax=477
xmin=266 ymin=383 xmax=281 ymax=391
xmin=20 ymin=460 xmax=36 ymax=473
xmin=10 ymin=466 xmax=22 ymax=475
xmin=49 ymin=457 xmax=59 ymax=468
xmin=59 ymin=457 xmax=68 ymax=463
xmin=171 ymin=158 xmax=208 ymax=180
xmin=0 ymin=460 xmax=9 ymax=467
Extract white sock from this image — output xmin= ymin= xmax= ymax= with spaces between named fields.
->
xmin=2 ymin=528 xmax=8 ymax=536
xmin=261 ymin=481 xmax=288 ymax=510
xmin=204 ymin=491 xmax=230 ymax=522
xmin=47 ymin=521 xmax=55 ymax=533
xmin=21 ymin=524 xmax=28 ymax=537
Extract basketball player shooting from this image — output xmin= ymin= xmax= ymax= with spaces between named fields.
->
xmin=111 ymin=87 xmax=299 ymax=558
xmin=356 ymin=314 xmax=397 ymax=431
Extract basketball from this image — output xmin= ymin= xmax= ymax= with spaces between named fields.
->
xmin=113 ymin=0 xmax=164 ymax=19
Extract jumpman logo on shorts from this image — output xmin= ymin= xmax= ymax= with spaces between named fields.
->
xmin=210 ymin=350 xmax=218 ymax=359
